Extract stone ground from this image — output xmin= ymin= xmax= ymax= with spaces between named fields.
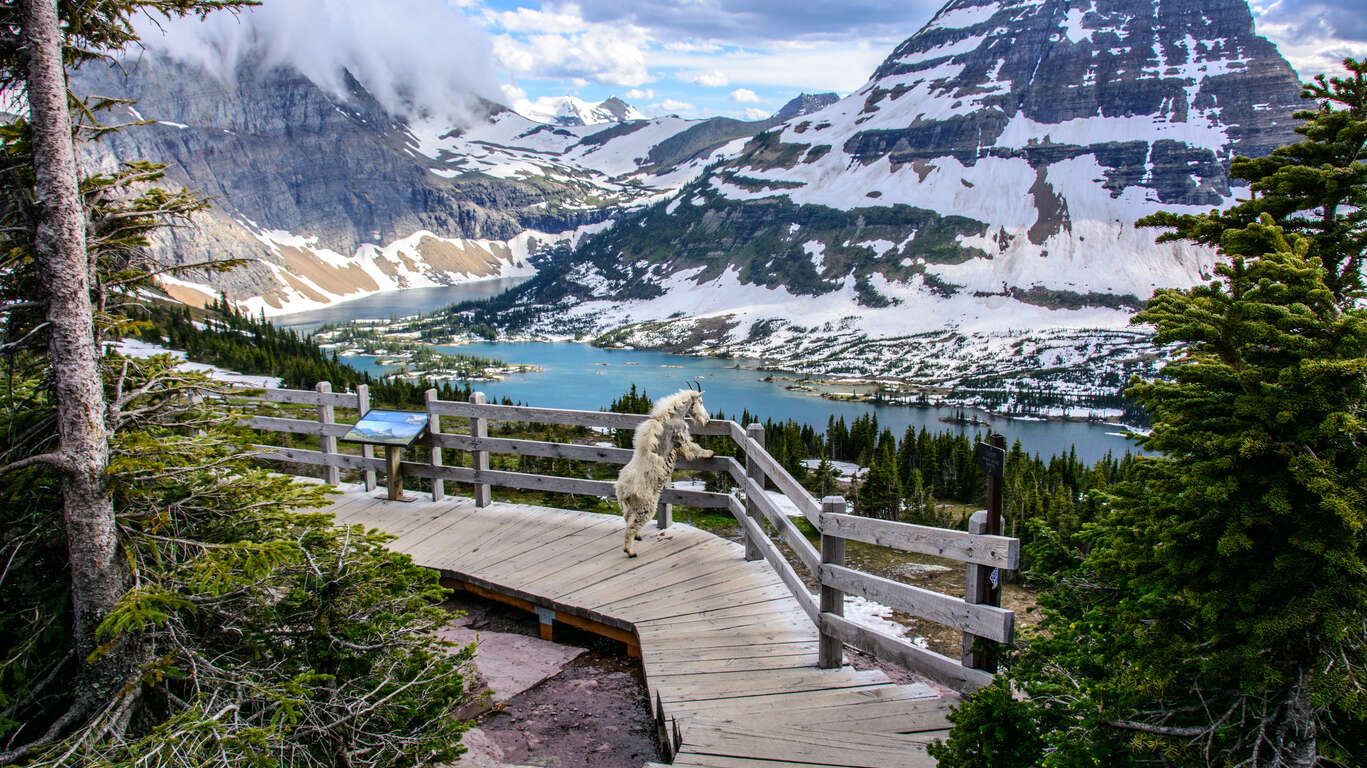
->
xmin=441 ymin=593 xmax=663 ymax=768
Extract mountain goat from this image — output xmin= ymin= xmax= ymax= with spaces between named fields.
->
xmin=614 ymin=386 xmax=713 ymax=557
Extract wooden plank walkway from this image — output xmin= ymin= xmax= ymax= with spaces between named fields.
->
xmin=328 ymin=488 xmax=951 ymax=767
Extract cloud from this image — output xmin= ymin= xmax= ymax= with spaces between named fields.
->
xmin=654 ymin=40 xmax=889 ymax=92
xmin=730 ymin=88 xmax=761 ymax=102
xmin=132 ymin=0 xmax=502 ymax=127
xmin=567 ymin=0 xmax=943 ymax=45
xmin=487 ymin=5 xmax=651 ymax=87
xmin=653 ymin=98 xmax=696 ymax=114
xmin=743 ymin=107 xmax=770 ymax=120
xmin=625 ymin=88 xmax=655 ymax=99
xmin=685 ymin=69 xmax=730 ymax=87
xmin=1253 ymin=0 xmax=1367 ymax=79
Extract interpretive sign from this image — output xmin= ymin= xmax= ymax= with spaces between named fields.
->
xmin=975 ymin=441 xmax=1005 ymax=478
xmin=342 ymin=410 xmax=430 ymax=447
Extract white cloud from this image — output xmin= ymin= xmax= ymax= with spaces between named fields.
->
xmin=626 ymin=88 xmax=655 ymax=99
xmin=684 ymin=69 xmax=730 ymax=87
xmin=730 ymin=88 xmax=761 ymax=102
xmin=655 ymin=39 xmax=890 ymax=92
xmin=1253 ymin=0 xmax=1367 ymax=80
xmin=744 ymin=107 xmax=770 ymax=120
xmin=654 ymin=98 xmax=696 ymax=114
xmin=132 ymin=0 xmax=502 ymax=127
xmin=489 ymin=4 xmax=652 ymax=87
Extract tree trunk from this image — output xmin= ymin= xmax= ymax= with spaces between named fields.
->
xmin=23 ymin=0 xmax=124 ymax=682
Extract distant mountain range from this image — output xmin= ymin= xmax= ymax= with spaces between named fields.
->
xmin=465 ymin=0 xmax=1303 ymax=406
xmin=73 ymin=57 xmax=834 ymax=315
xmin=516 ymin=95 xmax=648 ymax=126
xmin=77 ymin=0 xmax=1307 ymax=411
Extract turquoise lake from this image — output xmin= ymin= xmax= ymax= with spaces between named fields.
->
xmin=340 ymin=340 xmax=1144 ymax=464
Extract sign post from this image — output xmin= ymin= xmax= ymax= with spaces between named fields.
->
xmin=340 ymin=409 xmax=431 ymax=502
xmin=964 ymin=433 xmax=1007 ymax=672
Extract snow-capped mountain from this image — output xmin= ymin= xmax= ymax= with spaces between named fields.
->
xmin=72 ymin=60 xmax=757 ymax=315
xmin=472 ymin=0 xmax=1304 ymax=404
xmin=516 ymin=95 xmax=648 ymax=126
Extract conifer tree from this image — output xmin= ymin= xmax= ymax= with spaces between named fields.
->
xmin=0 ymin=3 xmax=476 ymax=765
xmin=936 ymin=60 xmax=1367 ymax=768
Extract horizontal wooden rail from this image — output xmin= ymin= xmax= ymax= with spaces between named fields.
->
xmin=722 ymin=457 xmax=819 ymax=575
xmin=427 ymin=400 xmax=732 ymax=436
xmin=396 ymin=461 xmax=733 ymax=510
xmin=821 ymin=612 xmax=993 ymax=692
xmin=252 ymin=387 xmax=356 ymax=408
xmin=244 ymin=415 xmax=351 ymax=438
xmin=739 ymin=434 xmax=821 ymax=524
xmin=252 ymin=445 xmax=383 ymax=472
xmin=822 ymin=512 xmax=1020 ymax=569
xmin=434 ymin=433 xmax=730 ymax=473
xmin=821 ymin=564 xmax=1014 ymax=643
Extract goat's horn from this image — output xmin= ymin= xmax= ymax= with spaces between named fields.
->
xmin=693 ymin=379 xmax=703 ymax=392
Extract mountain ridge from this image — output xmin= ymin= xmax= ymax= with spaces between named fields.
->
xmin=438 ymin=0 xmax=1304 ymax=407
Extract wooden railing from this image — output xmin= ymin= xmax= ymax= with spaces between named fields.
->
xmin=233 ymin=383 xmax=1018 ymax=693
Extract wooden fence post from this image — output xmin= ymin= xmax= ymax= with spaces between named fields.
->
xmin=470 ymin=391 xmax=491 ymax=507
xmin=426 ymin=388 xmax=444 ymax=501
xmin=656 ymin=498 xmax=672 ymax=530
xmin=316 ymin=381 xmax=339 ymax=485
xmin=744 ymin=423 xmax=766 ymax=561
xmin=962 ymin=509 xmax=992 ymax=670
xmin=819 ymin=495 xmax=847 ymax=669
xmin=355 ymin=384 xmax=375 ymax=491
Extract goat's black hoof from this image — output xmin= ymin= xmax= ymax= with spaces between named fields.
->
xmin=635 ymin=534 xmax=643 ymax=541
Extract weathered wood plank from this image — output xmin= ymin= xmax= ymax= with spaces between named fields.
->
xmin=252 ymin=445 xmax=383 ymax=472
xmin=737 ymin=472 xmax=819 ymax=575
xmin=245 ymin=415 xmax=351 ymax=437
xmin=249 ymin=387 xmax=355 ymax=408
xmin=425 ymin=400 xmax=732 ymax=436
xmin=822 ymin=512 xmax=1019 ymax=569
xmin=821 ymin=563 xmax=1014 ymax=643
xmin=820 ymin=612 xmax=993 ymax=693
xmin=739 ymin=434 xmax=820 ymax=523
xmin=316 ymin=489 xmax=961 ymax=767
xmin=431 ymin=433 xmax=730 ymax=474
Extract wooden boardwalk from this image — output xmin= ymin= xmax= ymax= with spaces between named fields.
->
xmin=327 ymin=488 xmax=951 ymax=767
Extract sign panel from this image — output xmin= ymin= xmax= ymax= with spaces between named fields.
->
xmin=341 ymin=409 xmax=430 ymax=447
xmin=976 ymin=441 xmax=1005 ymax=477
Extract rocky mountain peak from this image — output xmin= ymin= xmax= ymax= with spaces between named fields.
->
xmin=493 ymin=0 xmax=1307 ymax=398
xmin=773 ymin=92 xmax=840 ymax=121
xmin=519 ymin=95 xmax=646 ymax=126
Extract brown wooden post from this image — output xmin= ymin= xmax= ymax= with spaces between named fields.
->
xmin=355 ymin=384 xmax=375 ymax=491
xmin=962 ymin=509 xmax=989 ymax=668
xmin=470 ymin=391 xmax=491 ymax=507
xmin=384 ymin=444 xmax=403 ymax=501
xmin=425 ymin=388 xmax=444 ymax=501
xmin=818 ymin=495 xmax=847 ymax=669
xmin=744 ymin=423 xmax=766 ymax=561
xmin=964 ymin=432 xmax=1007 ymax=672
xmin=316 ymin=381 xmax=339 ymax=485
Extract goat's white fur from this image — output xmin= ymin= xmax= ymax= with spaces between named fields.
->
xmin=614 ymin=389 xmax=713 ymax=557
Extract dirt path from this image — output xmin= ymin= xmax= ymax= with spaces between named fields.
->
xmin=444 ymin=593 xmax=663 ymax=768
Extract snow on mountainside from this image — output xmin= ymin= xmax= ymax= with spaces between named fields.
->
xmin=480 ymin=0 xmax=1304 ymax=409
xmin=516 ymin=95 xmax=648 ymax=126
xmin=73 ymin=59 xmax=755 ymax=315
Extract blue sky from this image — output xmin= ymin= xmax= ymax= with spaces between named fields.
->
xmin=136 ymin=0 xmax=1367 ymax=125
xmin=466 ymin=0 xmax=1367 ymax=120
